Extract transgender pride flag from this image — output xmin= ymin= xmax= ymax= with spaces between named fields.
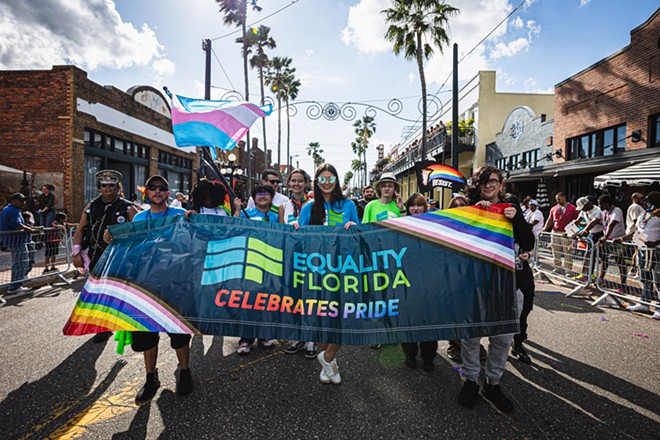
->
xmin=170 ymin=94 xmax=272 ymax=150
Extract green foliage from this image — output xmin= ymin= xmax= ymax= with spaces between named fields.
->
xmin=306 ymin=141 xmax=325 ymax=168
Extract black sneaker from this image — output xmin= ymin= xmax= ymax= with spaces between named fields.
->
xmin=369 ymin=344 xmax=382 ymax=349
xmin=92 ymin=331 xmax=113 ymax=343
xmin=446 ymin=346 xmax=462 ymax=363
xmin=283 ymin=341 xmax=305 ymax=354
xmin=511 ymin=344 xmax=532 ymax=364
xmin=304 ymin=343 xmax=318 ymax=359
xmin=458 ymin=379 xmax=479 ymax=408
xmin=482 ymin=383 xmax=514 ymax=413
xmin=176 ymin=368 xmax=193 ymax=396
xmin=404 ymin=357 xmax=417 ymax=369
xmin=135 ymin=370 xmax=160 ymax=406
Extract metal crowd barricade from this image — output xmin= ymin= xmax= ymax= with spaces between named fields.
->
xmin=532 ymin=231 xmax=596 ymax=297
xmin=593 ymin=241 xmax=659 ymax=308
xmin=0 ymin=227 xmax=73 ymax=299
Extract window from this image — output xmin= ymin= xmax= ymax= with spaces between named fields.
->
xmin=495 ymin=158 xmax=507 ymax=171
xmin=652 ymin=114 xmax=660 ymax=148
xmin=508 ymin=154 xmax=520 ymax=170
xmin=521 ymin=149 xmax=539 ymax=168
xmin=566 ymin=124 xmax=626 ymax=160
xmin=84 ymin=156 xmax=102 ymax=204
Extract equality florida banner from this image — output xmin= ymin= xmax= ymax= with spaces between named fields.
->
xmin=63 ymin=205 xmax=519 ymax=345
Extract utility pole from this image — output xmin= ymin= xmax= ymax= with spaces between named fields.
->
xmin=203 ymin=39 xmax=211 ymax=100
xmin=451 ymin=43 xmax=459 ymax=171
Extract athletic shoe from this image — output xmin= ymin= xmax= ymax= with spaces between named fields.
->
xmin=283 ymin=341 xmax=305 ymax=354
xmin=176 ymin=368 xmax=193 ymax=396
xmin=405 ymin=357 xmax=417 ymax=369
xmin=135 ymin=370 xmax=160 ymax=406
xmin=0 ymin=296 xmax=6 ymax=308
xmin=92 ymin=331 xmax=113 ymax=343
xmin=304 ymin=342 xmax=318 ymax=359
xmin=511 ymin=344 xmax=532 ymax=364
xmin=6 ymin=286 xmax=30 ymax=295
xmin=482 ymin=383 xmax=514 ymax=413
xmin=237 ymin=342 xmax=251 ymax=355
xmin=259 ymin=338 xmax=277 ymax=347
xmin=317 ymin=351 xmax=341 ymax=385
xmin=319 ymin=369 xmax=330 ymax=384
xmin=446 ymin=346 xmax=462 ymax=363
xmin=652 ymin=310 xmax=660 ymax=320
xmin=627 ymin=303 xmax=650 ymax=313
xmin=458 ymin=379 xmax=479 ymax=408
xmin=369 ymin=344 xmax=382 ymax=349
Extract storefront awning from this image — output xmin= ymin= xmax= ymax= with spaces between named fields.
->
xmin=593 ymin=157 xmax=660 ymax=189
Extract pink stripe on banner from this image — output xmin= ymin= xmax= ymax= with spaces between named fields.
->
xmin=387 ymin=218 xmax=513 ymax=268
xmin=87 ymin=277 xmax=192 ymax=334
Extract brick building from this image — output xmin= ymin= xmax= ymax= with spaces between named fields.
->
xmin=549 ymin=8 xmax=660 ymax=201
xmin=0 ymin=65 xmax=197 ymax=220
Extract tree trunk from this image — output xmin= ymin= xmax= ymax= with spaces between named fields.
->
xmin=417 ymin=32 xmax=427 ymax=162
xmin=286 ymin=98 xmax=290 ymax=180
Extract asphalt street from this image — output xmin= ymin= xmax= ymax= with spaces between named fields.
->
xmin=1 ymin=277 xmax=658 ymax=439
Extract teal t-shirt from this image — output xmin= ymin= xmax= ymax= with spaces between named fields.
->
xmin=298 ymin=200 xmax=359 ymax=226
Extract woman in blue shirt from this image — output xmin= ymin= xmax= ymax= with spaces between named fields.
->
xmin=293 ymin=163 xmax=358 ymax=385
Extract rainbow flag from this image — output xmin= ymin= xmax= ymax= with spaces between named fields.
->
xmin=170 ymin=94 xmax=272 ymax=151
xmin=416 ymin=162 xmax=466 ymax=192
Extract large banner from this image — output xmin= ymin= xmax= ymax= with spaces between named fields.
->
xmin=63 ymin=205 xmax=518 ymax=345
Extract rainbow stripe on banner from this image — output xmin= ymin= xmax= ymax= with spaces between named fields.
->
xmin=171 ymin=94 xmax=272 ymax=151
xmin=63 ymin=276 xmax=198 ymax=336
xmin=382 ymin=204 xmax=515 ymax=270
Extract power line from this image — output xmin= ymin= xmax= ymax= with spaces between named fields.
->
xmin=211 ymin=48 xmax=236 ymax=90
xmin=210 ymin=0 xmax=303 ymax=42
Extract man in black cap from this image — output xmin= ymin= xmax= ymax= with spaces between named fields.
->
xmin=71 ymin=170 xmax=137 ymax=342
xmin=0 ymin=193 xmax=43 ymax=294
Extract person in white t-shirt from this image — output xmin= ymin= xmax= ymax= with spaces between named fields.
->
xmin=570 ymin=196 xmax=603 ymax=280
xmin=597 ymin=194 xmax=627 ymax=284
xmin=246 ymin=169 xmax=289 ymax=215
xmin=625 ymin=192 xmax=646 ymax=276
xmin=524 ymin=199 xmax=544 ymax=237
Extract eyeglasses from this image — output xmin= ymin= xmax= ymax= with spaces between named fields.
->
xmin=317 ymin=176 xmax=337 ymax=184
xmin=147 ymin=184 xmax=169 ymax=192
xmin=100 ymin=183 xmax=116 ymax=188
xmin=267 ymin=180 xmax=279 ymax=185
xmin=481 ymin=178 xmax=501 ymax=187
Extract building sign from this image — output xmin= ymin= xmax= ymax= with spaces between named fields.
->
xmin=509 ymin=119 xmax=524 ymax=140
xmin=129 ymin=86 xmax=171 ymax=118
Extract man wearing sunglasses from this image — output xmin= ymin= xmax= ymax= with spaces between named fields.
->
xmin=72 ymin=169 xmax=137 ymax=342
xmin=246 ymin=169 xmax=289 ymax=215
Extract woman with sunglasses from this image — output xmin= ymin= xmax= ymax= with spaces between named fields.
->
xmin=293 ymin=163 xmax=359 ymax=385
xmin=281 ymin=169 xmax=317 ymax=358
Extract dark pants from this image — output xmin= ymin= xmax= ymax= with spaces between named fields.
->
xmin=132 ymin=331 xmax=192 ymax=352
xmin=514 ymin=287 xmax=535 ymax=346
xmin=401 ymin=341 xmax=438 ymax=361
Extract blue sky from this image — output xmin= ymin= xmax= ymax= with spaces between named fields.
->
xmin=1 ymin=0 xmax=657 ymax=179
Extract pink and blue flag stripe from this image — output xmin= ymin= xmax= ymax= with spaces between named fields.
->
xmin=171 ymin=95 xmax=272 ymax=151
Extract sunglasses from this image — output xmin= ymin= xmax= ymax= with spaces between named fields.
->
xmin=147 ymin=184 xmax=169 ymax=192
xmin=100 ymin=183 xmax=116 ymax=188
xmin=317 ymin=176 xmax=337 ymax=184
xmin=267 ymin=180 xmax=279 ymax=185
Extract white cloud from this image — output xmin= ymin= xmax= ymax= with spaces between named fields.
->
xmin=511 ymin=16 xmax=524 ymax=30
xmin=579 ymin=0 xmax=591 ymax=7
xmin=305 ymin=49 xmax=315 ymax=57
xmin=490 ymin=38 xmax=530 ymax=59
xmin=523 ymin=77 xmax=553 ymax=93
xmin=340 ymin=0 xmax=391 ymax=54
xmin=0 ymin=0 xmax=171 ymax=73
xmin=406 ymin=72 xmax=416 ymax=83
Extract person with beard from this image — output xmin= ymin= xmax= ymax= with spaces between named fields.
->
xmin=72 ymin=170 xmax=137 ymax=343
xmin=356 ymin=185 xmax=376 ymax=221
xmin=104 ymin=175 xmax=194 ymax=405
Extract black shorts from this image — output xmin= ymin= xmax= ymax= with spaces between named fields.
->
xmin=131 ymin=332 xmax=192 ymax=352
xmin=45 ymin=242 xmax=59 ymax=258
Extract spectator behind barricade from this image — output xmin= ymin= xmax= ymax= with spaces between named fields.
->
xmin=626 ymin=192 xmax=646 ymax=235
xmin=569 ymin=196 xmax=603 ymax=281
xmin=246 ymin=169 xmax=289 ymax=215
xmin=615 ymin=191 xmax=660 ymax=318
xmin=543 ymin=192 xmax=579 ymax=274
xmin=597 ymin=195 xmax=627 ymax=285
xmin=521 ymin=196 xmax=532 ymax=217
xmin=0 ymin=193 xmax=44 ymax=294
xmin=171 ymin=192 xmax=186 ymax=208
xmin=524 ymin=199 xmax=544 ymax=237
xmin=44 ymin=212 xmax=67 ymax=274
xmin=37 ymin=184 xmax=56 ymax=227
xmin=356 ymin=185 xmax=376 ymax=221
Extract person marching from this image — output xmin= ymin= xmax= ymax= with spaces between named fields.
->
xmin=280 ymin=170 xmax=317 ymax=359
xmin=72 ymin=170 xmax=137 ymax=343
xmin=104 ymin=175 xmax=194 ymax=405
xmin=293 ymin=163 xmax=359 ymax=385
xmin=458 ymin=165 xmax=534 ymax=413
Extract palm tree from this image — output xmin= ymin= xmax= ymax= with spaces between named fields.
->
xmin=343 ymin=170 xmax=354 ymax=187
xmin=306 ymin=141 xmax=325 ymax=168
xmin=265 ymin=56 xmax=295 ymax=172
xmin=282 ymin=71 xmax=301 ymax=180
xmin=383 ymin=0 xmax=459 ymax=161
xmin=351 ymin=158 xmax=363 ymax=189
xmin=237 ymin=25 xmax=276 ymax=169
xmin=353 ymin=116 xmax=376 ymax=187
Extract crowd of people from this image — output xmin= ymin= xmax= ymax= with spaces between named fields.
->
xmin=2 ymin=161 xmax=658 ymax=413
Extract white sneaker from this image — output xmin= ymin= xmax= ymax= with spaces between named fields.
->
xmin=319 ymin=369 xmax=331 ymax=384
xmin=627 ymin=303 xmax=650 ymax=313
xmin=652 ymin=310 xmax=660 ymax=320
xmin=259 ymin=338 xmax=277 ymax=347
xmin=6 ymin=286 xmax=30 ymax=295
xmin=237 ymin=342 xmax=251 ymax=355
xmin=317 ymin=351 xmax=341 ymax=385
